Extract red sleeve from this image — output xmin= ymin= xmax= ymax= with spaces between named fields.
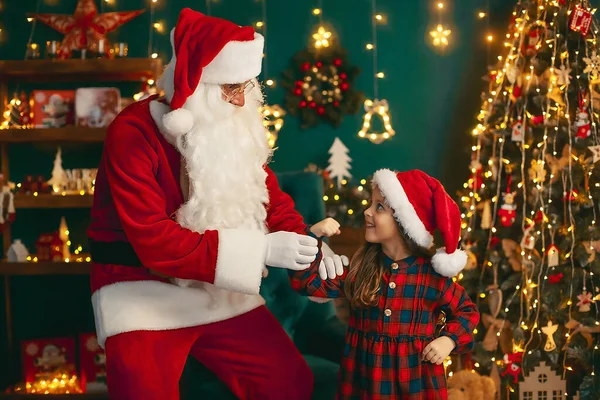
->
xmin=103 ymin=119 xmax=265 ymax=294
xmin=265 ymin=167 xmax=308 ymax=234
xmin=437 ymin=278 xmax=480 ymax=354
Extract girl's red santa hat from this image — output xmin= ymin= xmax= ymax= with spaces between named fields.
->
xmin=159 ymin=8 xmax=264 ymax=137
xmin=372 ymin=169 xmax=467 ymax=277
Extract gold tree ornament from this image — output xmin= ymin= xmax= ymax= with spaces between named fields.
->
xmin=261 ymin=104 xmax=285 ymax=148
xmin=358 ymin=99 xmax=395 ymax=144
xmin=541 ymin=321 xmax=558 ymax=351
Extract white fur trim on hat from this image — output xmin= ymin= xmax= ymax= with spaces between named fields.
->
xmin=431 ymin=247 xmax=467 ymax=277
xmin=373 ymin=169 xmax=434 ymax=248
xmin=162 ymin=108 xmax=194 ymax=137
xmin=201 ymin=32 xmax=264 ymax=84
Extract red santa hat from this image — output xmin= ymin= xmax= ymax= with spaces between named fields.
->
xmin=161 ymin=8 xmax=264 ymax=137
xmin=372 ymin=169 xmax=467 ymax=277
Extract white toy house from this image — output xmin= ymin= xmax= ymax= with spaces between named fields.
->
xmin=519 ymin=362 xmax=566 ymax=400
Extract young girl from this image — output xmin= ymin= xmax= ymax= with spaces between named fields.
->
xmin=291 ymin=169 xmax=480 ymax=400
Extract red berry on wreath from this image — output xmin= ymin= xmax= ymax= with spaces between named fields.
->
xmin=317 ymin=106 xmax=325 ymax=115
xmin=299 ymin=101 xmax=307 ymax=107
xmin=340 ymin=82 xmax=350 ymax=91
xmin=295 ymin=80 xmax=303 ymax=87
xmin=294 ymin=88 xmax=302 ymax=96
xmin=316 ymin=61 xmax=323 ymax=68
xmin=333 ymin=101 xmax=340 ymax=107
xmin=334 ymin=58 xmax=342 ymax=67
xmin=301 ymin=62 xmax=311 ymax=71
xmin=339 ymin=72 xmax=347 ymax=80
xmin=309 ymin=101 xmax=317 ymax=108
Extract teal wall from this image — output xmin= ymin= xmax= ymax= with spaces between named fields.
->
xmin=0 ymin=0 xmax=512 ymax=389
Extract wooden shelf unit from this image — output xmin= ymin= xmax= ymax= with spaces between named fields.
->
xmin=0 ymin=393 xmax=109 ymax=400
xmin=0 ymin=58 xmax=162 ymax=390
xmin=0 ymin=58 xmax=162 ymax=83
xmin=14 ymin=194 xmax=94 ymax=209
xmin=0 ymin=127 xmax=106 ymax=143
xmin=0 ymin=261 xmax=91 ymax=276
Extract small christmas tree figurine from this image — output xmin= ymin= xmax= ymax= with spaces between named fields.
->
xmin=2 ymin=93 xmax=25 ymax=129
xmin=326 ymin=137 xmax=352 ymax=188
xmin=48 ymin=147 xmax=67 ymax=193
xmin=18 ymin=91 xmax=32 ymax=127
xmin=59 ymin=216 xmax=71 ymax=261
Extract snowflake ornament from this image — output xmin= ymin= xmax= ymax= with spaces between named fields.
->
xmin=583 ymin=51 xmax=600 ymax=80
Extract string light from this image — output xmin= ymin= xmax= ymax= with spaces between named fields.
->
xmin=430 ymin=1 xmax=451 ymax=50
xmin=358 ymin=0 xmax=394 ymax=144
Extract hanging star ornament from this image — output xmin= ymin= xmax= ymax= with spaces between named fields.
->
xmin=27 ymin=0 xmax=144 ymax=59
xmin=358 ymin=99 xmax=395 ymax=144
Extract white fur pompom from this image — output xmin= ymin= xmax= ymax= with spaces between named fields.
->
xmin=162 ymin=108 xmax=193 ymax=137
xmin=431 ymin=247 xmax=467 ymax=277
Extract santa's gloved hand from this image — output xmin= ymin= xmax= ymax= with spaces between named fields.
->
xmin=265 ymin=231 xmax=319 ymax=271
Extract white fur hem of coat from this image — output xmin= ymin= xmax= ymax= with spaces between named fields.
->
xmin=91 ymin=280 xmax=265 ymax=348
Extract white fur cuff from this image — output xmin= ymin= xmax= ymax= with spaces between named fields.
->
xmin=431 ymin=247 xmax=467 ymax=277
xmin=214 ymin=229 xmax=266 ymax=295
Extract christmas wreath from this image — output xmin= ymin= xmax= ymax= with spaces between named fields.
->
xmin=282 ymin=45 xmax=363 ymax=129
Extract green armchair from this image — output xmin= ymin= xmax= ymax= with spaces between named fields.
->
xmin=179 ymin=171 xmax=347 ymax=400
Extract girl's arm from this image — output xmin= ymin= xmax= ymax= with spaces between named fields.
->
xmin=437 ymin=278 xmax=480 ymax=354
xmin=288 ymin=249 xmax=347 ymax=299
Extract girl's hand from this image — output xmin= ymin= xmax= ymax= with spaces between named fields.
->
xmin=310 ymin=217 xmax=341 ymax=238
xmin=422 ymin=336 xmax=455 ymax=365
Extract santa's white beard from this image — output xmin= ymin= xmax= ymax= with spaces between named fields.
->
xmin=173 ymin=82 xmax=271 ymax=300
xmin=176 ymin=82 xmax=271 ymax=234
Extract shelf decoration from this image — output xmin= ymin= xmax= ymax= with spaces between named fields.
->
xmin=27 ymin=0 xmax=144 ymax=59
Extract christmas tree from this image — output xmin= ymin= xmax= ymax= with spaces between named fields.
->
xmin=2 ymin=92 xmax=29 ymax=129
xmin=48 ymin=147 xmax=67 ymax=193
xmin=326 ymin=137 xmax=353 ymax=188
xmin=456 ymin=1 xmax=600 ymax=398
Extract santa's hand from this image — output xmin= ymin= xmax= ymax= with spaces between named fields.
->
xmin=310 ymin=217 xmax=341 ymax=238
xmin=422 ymin=336 xmax=455 ymax=365
xmin=265 ymin=232 xmax=318 ymax=271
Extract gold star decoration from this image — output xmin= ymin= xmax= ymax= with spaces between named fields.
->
xmin=312 ymin=26 xmax=332 ymax=49
xmin=358 ymin=99 xmax=395 ymax=144
xmin=261 ymin=104 xmax=286 ymax=148
xmin=430 ymin=24 xmax=451 ymax=48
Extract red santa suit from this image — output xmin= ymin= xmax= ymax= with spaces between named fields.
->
xmin=88 ymin=9 xmax=318 ymax=400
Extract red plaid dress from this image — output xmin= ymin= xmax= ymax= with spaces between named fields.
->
xmin=289 ymin=255 xmax=479 ymax=400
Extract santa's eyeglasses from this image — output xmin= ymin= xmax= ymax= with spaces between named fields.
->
xmin=221 ymin=80 xmax=255 ymax=102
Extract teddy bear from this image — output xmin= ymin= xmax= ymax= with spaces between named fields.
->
xmin=447 ymin=370 xmax=497 ymax=400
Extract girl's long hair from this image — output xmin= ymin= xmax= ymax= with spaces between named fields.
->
xmin=344 ymin=226 xmax=435 ymax=308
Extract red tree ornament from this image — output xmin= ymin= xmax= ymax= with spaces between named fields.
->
xmin=501 ymin=352 xmax=523 ymax=384
xmin=570 ymin=5 xmax=593 ymax=36
xmin=548 ymin=272 xmax=564 ymax=284
xmin=27 ymin=0 xmax=144 ymax=59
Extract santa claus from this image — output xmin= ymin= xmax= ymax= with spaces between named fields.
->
xmin=87 ymin=8 xmax=346 ymax=400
